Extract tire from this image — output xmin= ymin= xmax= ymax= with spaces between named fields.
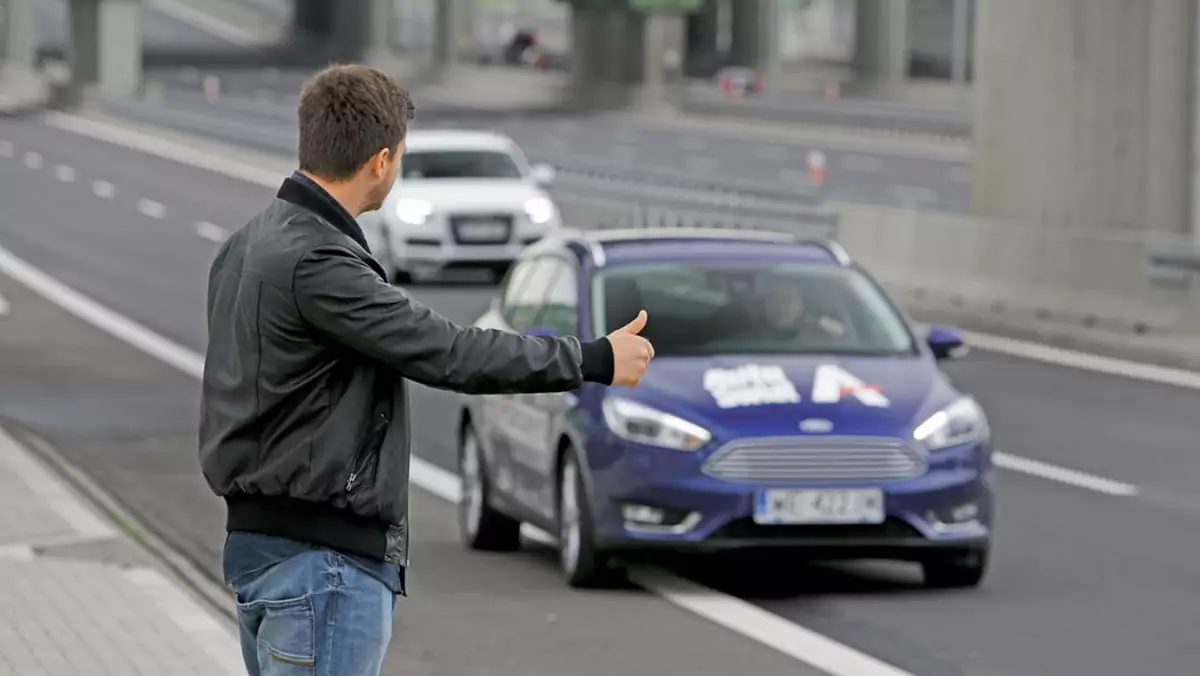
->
xmin=922 ymin=548 xmax=988 ymax=589
xmin=457 ymin=421 xmax=521 ymax=551
xmin=557 ymin=450 xmax=615 ymax=588
xmin=390 ymin=268 xmax=413 ymax=285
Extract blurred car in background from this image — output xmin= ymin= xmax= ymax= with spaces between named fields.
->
xmin=455 ymin=228 xmax=993 ymax=589
xmin=357 ymin=130 xmax=560 ymax=283
xmin=715 ymin=66 xmax=765 ymax=97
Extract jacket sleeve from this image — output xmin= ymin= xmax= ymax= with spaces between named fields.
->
xmin=292 ymin=245 xmax=614 ymax=394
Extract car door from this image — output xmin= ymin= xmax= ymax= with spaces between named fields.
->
xmin=489 ymin=256 xmax=559 ymax=514
xmin=520 ymin=256 xmax=584 ymax=521
xmin=471 ymin=257 xmax=539 ymax=502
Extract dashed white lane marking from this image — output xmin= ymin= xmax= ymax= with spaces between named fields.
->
xmin=92 ymin=180 xmax=115 ymax=199
xmin=0 ymin=139 xmax=12 ymax=157
xmin=195 ymin=221 xmax=229 ymax=243
xmin=23 ymin=151 xmax=42 ymax=169
xmin=136 ymin=199 xmax=166 ymax=219
xmin=842 ymin=154 xmax=884 ymax=173
xmin=54 ymin=165 xmax=75 ymax=182
xmin=993 ymin=451 xmax=1138 ymax=497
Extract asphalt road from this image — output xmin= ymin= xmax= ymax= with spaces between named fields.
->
xmin=0 ymin=113 xmax=1195 ymax=676
xmin=114 ymin=79 xmax=972 ymax=212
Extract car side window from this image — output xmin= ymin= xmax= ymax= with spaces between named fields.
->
xmin=534 ymin=259 xmax=579 ymax=337
xmin=503 ymin=258 xmax=556 ymax=333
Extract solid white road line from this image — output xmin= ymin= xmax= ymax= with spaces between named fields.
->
xmin=993 ymin=451 xmax=1137 ymax=497
xmin=0 ymin=239 xmax=1145 ymax=676
xmin=0 ymin=292 xmax=8 ymax=316
xmin=962 ymin=330 xmax=1200 ymax=391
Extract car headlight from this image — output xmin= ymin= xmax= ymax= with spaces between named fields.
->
xmin=394 ymin=198 xmax=433 ymax=225
xmin=602 ymin=397 xmax=710 ymax=451
xmin=912 ymin=396 xmax=989 ymax=450
xmin=523 ymin=197 xmax=557 ymax=225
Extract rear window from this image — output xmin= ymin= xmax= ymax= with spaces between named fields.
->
xmin=590 ymin=261 xmax=917 ymax=357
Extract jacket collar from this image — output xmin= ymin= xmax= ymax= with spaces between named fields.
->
xmin=277 ymin=171 xmax=371 ymax=252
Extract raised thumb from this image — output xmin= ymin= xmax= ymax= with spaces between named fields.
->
xmin=616 ymin=309 xmax=648 ymax=335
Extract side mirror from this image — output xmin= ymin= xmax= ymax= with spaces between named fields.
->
xmin=926 ymin=325 xmax=968 ymax=360
xmin=530 ymin=163 xmax=556 ymax=185
xmin=525 ymin=326 xmax=559 ymax=338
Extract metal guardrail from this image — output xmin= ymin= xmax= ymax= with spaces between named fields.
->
xmin=90 ymin=93 xmax=1199 ymax=334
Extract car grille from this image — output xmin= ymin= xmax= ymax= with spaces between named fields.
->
xmin=702 ymin=436 xmax=926 ymax=484
xmin=448 ymin=213 xmax=514 ymax=245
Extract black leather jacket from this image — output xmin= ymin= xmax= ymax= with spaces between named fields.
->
xmin=199 ymin=176 xmax=613 ymax=567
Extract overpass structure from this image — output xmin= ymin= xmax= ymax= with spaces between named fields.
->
xmin=1 ymin=0 xmax=1198 ymax=241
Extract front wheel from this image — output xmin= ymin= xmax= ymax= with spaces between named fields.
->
xmin=457 ymin=422 xmax=521 ymax=551
xmin=557 ymin=451 xmax=615 ymax=588
xmin=922 ymin=548 xmax=988 ymax=589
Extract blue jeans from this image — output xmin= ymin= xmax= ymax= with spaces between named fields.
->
xmin=231 ymin=548 xmax=397 ymax=676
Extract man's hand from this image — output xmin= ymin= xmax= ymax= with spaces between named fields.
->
xmin=607 ymin=310 xmax=655 ymax=387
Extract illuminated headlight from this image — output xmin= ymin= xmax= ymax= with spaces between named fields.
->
xmin=912 ymin=396 xmax=989 ymax=451
xmin=602 ymin=397 xmax=710 ymax=451
xmin=523 ymin=197 xmax=557 ymax=225
xmin=394 ymin=199 xmax=434 ymax=225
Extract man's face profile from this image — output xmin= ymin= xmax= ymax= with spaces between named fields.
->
xmin=362 ymin=141 xmax=405 ymax=213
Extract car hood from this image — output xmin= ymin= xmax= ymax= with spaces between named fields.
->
xmin=391 ymin=180 xmax=543 ymax=208
xmin=614 ymin=355 xmax=958 ymax=440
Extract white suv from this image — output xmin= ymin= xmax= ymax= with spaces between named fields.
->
xmin=357 ymin=129 xmax=561 ymax=283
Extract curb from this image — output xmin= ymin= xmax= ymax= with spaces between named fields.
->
xmin=2 ymin=422 xmax=237 ymax=623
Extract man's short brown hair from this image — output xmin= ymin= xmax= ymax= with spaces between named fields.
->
xmin=297 ymin=64 xmax=416 ymax=181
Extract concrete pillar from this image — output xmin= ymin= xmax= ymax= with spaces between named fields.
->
xmin=364 ymin=0 xmax=392 ymax=63
xmin=685 ymin=0 xmax=721 ymax=77
xmin=631 ymin=11 xmax=684 ymax=110
xmin=971 ymin=0 xmax=1195 ymax=236
xmin=3 ymin=0 xmax=37 ymax=67
xmin=729 ymin=0 xmax=780 ymax=79
xmin=434 ymin=0 xmax=461 ymax=67
xmin=96 ymin=0 xmax=141 ymax=97
xmin=854 ymin=0 xmax=909 ymax=83
xmin=68 ymin=0 xmax=100 ymax=85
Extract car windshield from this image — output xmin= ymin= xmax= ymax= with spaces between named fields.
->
xmin=400 ymin=150 xmax=524 ymax=180
xmin=591 ymin=261 xmax=917 ymax=357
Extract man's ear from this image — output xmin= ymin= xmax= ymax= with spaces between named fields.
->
xmin=370 ymin=147 xmax=391 ymax=179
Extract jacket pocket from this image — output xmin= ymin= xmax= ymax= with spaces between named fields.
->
xmin=345 ymin=411 xmax=388 ymax=494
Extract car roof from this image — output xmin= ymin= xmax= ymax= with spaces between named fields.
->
xmin=528 ymin=228 xmax=851 ymax=268
xmin=404 ymin=129 xmax=518 ymax=152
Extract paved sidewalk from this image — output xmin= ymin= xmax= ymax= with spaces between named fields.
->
xmin=0 ymin=425 xmax=244 ymax=676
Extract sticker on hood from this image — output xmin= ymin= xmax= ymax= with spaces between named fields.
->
xmin=811 ymin=364 xmax=890 ymax=408
xmin=703 ymin=364 xmax=802 ymax=409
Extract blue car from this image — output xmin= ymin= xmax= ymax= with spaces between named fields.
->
xmin=455 ymin=228 xmax=994 ymax=589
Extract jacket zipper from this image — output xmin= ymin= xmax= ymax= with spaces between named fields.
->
xmin=346 ymin=412 xmax=388 ymax=493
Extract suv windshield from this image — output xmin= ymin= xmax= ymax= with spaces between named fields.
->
xmin=400 ymin=150 xmax=524 ymax=180
xmin=591 ymin=261 xmax=916 ymax=357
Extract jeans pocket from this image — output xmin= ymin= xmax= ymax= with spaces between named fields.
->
xmin=239 ymin=595 xmax=317 ymax=673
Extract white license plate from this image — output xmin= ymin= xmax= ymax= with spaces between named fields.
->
xmin=457 ymin=221 xmax=507 ymax=241
xmin=753 ymin=488 xmax=885 ymax=525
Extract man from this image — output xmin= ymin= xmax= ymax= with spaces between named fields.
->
xmin=198 ymin=64 xmax=654 ymax=676
xmin=756 ymin=276 xmax=846 ymax=339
